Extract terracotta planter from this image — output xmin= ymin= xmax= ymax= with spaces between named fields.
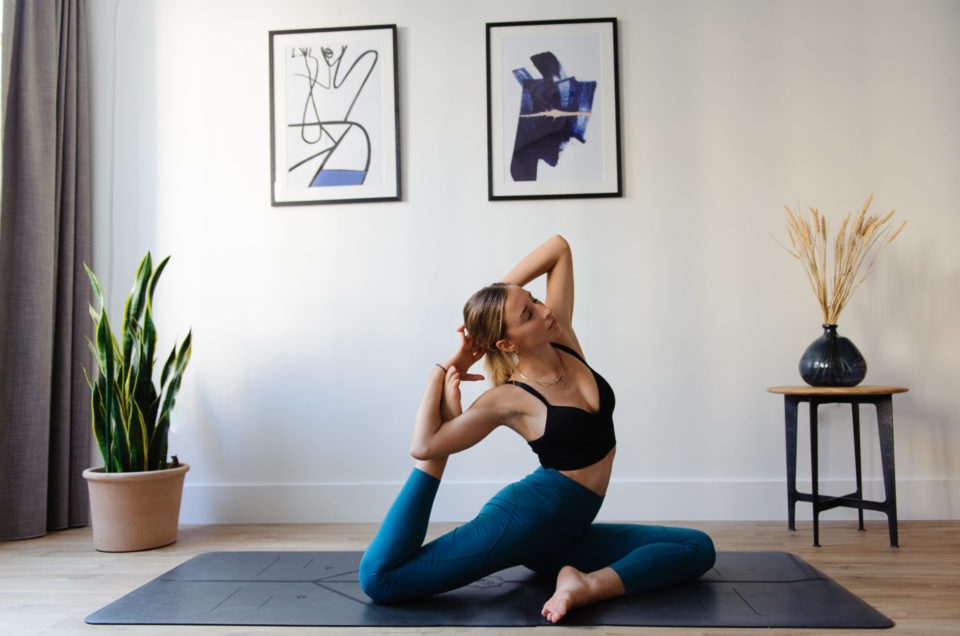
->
xmin=82 ymin=463 xmax=190 ymax=552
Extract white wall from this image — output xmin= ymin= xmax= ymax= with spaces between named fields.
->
xmin=86 ymin=0 xmax=960 ymax=523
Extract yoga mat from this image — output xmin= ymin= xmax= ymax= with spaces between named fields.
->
xmin=86 ymin=551 xmax=893 ymax=628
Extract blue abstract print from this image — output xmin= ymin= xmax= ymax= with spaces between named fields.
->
xmin=510 ymin=52 xmax=596 ymax=182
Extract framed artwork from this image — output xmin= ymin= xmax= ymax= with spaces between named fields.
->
xmin=269 ymin=25 xmax=400 ymax=206
xmin=486 ymin=18 xmax=622 ymax=201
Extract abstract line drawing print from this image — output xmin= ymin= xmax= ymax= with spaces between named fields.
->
xmin=286 ymin=44 xmax=379 ymax=188
xmin=509 ymin=52 xmax=596 ymax=182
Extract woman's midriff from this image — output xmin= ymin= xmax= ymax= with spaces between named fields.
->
xmin=559 ymin=446 xmax=616 ymax=496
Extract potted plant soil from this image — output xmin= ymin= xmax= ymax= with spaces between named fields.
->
xmin=82 ymin=253 xmax=192 ymax=552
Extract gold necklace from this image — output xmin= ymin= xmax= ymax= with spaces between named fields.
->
xmin=517 ymin=350 xmax=565 ymax=387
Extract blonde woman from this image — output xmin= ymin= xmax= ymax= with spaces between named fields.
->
xmin=359 ymin=235 xmax=714 ymax=623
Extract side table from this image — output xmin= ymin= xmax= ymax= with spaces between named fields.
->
xmin=767 ymin=385 xmax=908 ymax=547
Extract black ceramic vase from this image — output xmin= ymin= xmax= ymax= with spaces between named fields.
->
xmin=799 ymin=324 xmax=867 ymax=387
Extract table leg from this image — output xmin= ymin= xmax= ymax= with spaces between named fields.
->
xmin=784 ymin=396 xmax=799 ymax=531
xmin=810 ymin=398 xmax=821 ymax=547
xmin=876 ymin=397 xmax=900 ymax=547
xmin=852 ymin=402 xmax=865 ymax=531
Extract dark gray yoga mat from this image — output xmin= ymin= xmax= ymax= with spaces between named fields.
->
xmin=86 ymin=550 xmax=893 ymax=628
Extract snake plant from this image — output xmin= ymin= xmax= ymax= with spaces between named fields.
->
xmin=83 ymin=253 xmax=192 ymax=472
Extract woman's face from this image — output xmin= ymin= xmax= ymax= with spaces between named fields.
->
xmin=500 ymin=284 xmax=561 ymax=351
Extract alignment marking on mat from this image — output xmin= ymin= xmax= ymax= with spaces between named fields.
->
xmin=702 ymin=577 xmax=823 ymax=584
xmin=312 ymin=582 xmax=370 ymax=606
xmin=172 ymin=578 xmax=356 ymax=585
xmin=315 ymin=569 xmax=359 ymax=582
xmin=255 ymin=556 xmax=282 ymax=577
xmin=257 ymin=595 xmax=274 ymax=611
xmin=732 ymin=586 xmax=763 ymax=617
xmin=203 ymin=586 xmax=243 ymax=615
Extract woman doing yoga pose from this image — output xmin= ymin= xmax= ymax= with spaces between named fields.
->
xmin=359 ymin=235 xmax=715 ymax=622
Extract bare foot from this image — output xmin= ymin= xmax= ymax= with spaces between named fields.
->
xmin=541 ymin=566 xmax=586 ymax=623
xmin=441 ymin=366 xmax=463 ymax=420
xmin=415 ymin=368 xmax=462 ymax=480
xmin=541 ymin=566 xmax=625 ymax=623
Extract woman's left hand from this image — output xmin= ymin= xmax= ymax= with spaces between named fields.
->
xmin=443 ymin=325 xmax=485 ymax=381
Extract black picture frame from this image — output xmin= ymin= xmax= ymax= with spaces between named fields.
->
xmin=269 ymin=25 xmax=401 ymax=206
xmin=486 ymin=18 xmax=622 ymax=201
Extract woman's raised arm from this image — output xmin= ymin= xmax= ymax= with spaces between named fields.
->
xmin=501 ymin=235 xmax=574 ymax=328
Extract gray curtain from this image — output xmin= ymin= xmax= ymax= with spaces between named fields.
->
xmin=0 ymin=0 xmax=92 ymax=540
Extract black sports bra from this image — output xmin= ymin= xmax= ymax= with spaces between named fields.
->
xmin=507 ymin=343 xmax=616 ymax=470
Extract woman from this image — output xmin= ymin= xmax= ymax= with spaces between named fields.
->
xmin=359 ymin=235 xmax=715 ymax=623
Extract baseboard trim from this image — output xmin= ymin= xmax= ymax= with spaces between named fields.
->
xmin=179 ymin=478 xmax=960 ymax=524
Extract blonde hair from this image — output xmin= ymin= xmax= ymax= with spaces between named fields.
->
xmin=463 ymin=282 xmax=516 ymax=387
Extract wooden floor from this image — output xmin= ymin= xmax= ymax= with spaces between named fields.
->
xmin=2 ymin=520 xmax=959 ymax=635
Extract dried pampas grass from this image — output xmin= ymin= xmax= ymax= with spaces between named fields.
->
xmin=780 ymin=194 xmax=906 ymax=325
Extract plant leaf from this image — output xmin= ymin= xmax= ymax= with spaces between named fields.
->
xmin=129 ymin=402 xmax=149 ymax=471
xmin=177 ymin=330 xmax=192 ymax=371
xmin=121 ymin=253 xmax=152 ymax=379
xmin=152 ymin=330 xmax=192 ymax=469
xmin=137 ymin=307 xmax=159 ymax=445
xmin=95 ymin=311 xmax=117 ymax=471
xmin=148 ymin=414 xmax=169 ymax=471
xmin=156 ymin=353 xmax=188 ymax=434
xmin=112 ymin=375 xmax=132 ymax=473
xmin=147 ymin=256 xmax=170 ymax=305
xmin=90 ymin=374 xmax=109 ymax=465
xmin=86 ymin=337 xmax=101 ymax=374
xmin=159 ymin=345 xmax=176 ymax=390
xmin=84 ymin=262 xmax=105 ymax=316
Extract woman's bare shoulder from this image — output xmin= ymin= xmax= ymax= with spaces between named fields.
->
xmin=470 ymin=381 xmax=540 ymax=418
xmin=470 ymin=381 xmax=544 ymax=440
xmin=472 ymin=381 xmax=522 ymax=406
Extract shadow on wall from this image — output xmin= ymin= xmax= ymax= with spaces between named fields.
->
xmin=852 ymin=242 xmax=959 ymax=516
xmin=173 ymin=341 xmax=419 ymax=485
xmin=104 ymin=0 xmax=159 ymax=310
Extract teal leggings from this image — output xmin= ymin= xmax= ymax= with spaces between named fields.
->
xmin=359 ymin=467 xmax=715 ymax=603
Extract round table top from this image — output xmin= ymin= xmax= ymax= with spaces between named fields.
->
xmin=767 ymin=385 xmax=909 ymax=396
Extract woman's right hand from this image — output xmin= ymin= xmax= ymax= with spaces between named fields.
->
xmin=442 ymin=325 xmax=485 ymax=382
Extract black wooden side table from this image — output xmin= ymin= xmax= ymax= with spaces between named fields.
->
xmin=767 ymin=385 xmax=908 ymax=547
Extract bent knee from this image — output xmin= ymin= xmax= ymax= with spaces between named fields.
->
xmin=687 ymin=529 xmax=716 ymax=574
xmin=359 ymin=552 xmax=425 ymax=604
xmin=358 ymin=553 xmax=396 ymax=604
